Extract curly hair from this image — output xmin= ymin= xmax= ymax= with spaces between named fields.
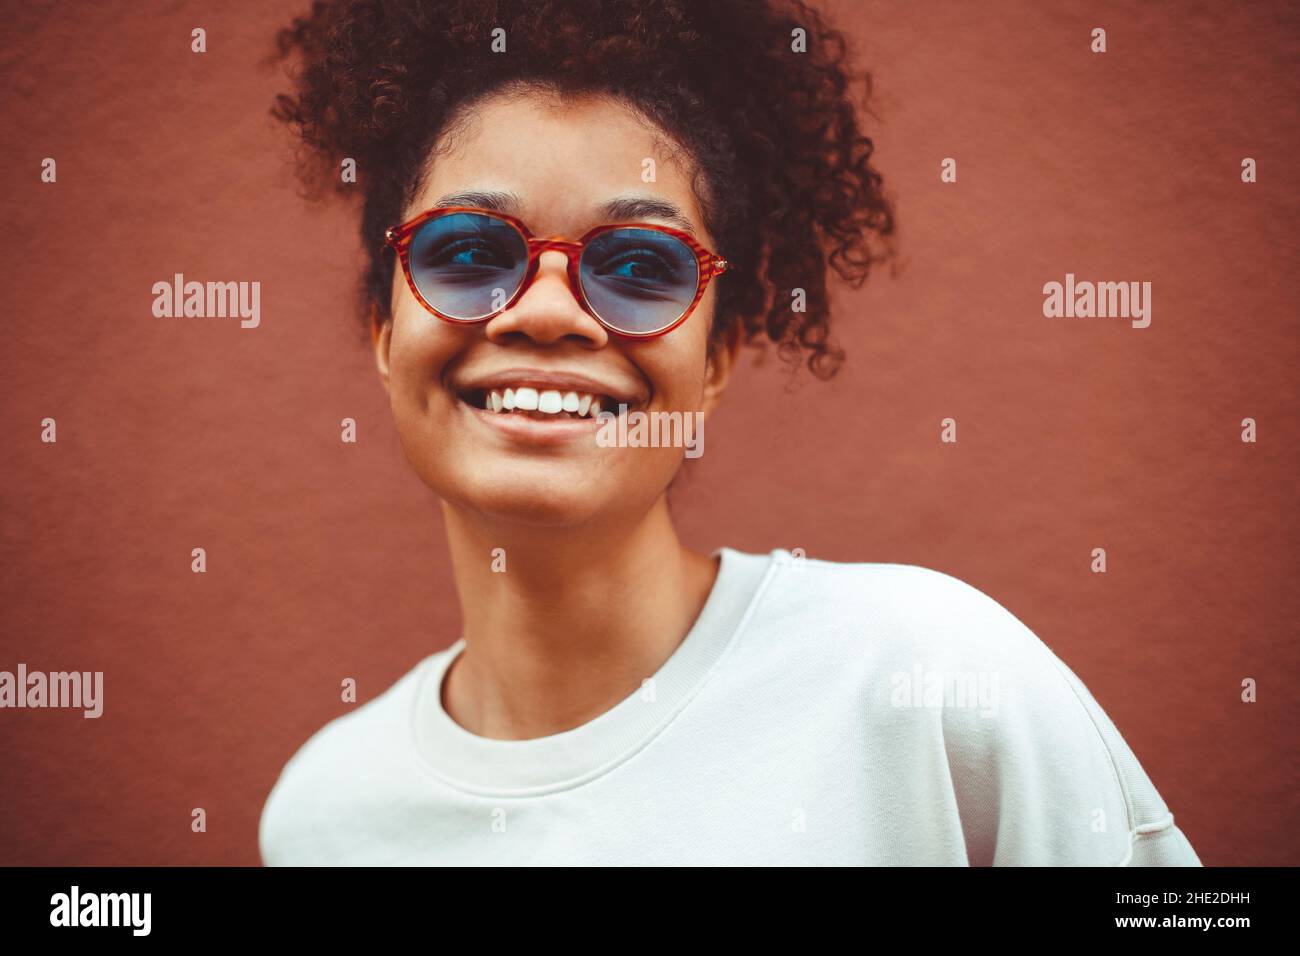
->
xmin=270 ymin=0 xmax=896 ymax=379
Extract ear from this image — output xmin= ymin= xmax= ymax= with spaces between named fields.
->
xmin=701 ymin=323 xmax=741 ymax=417
xmin=370 ymin=303 xmax=393 ymax=394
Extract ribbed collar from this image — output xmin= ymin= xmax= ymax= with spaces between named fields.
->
xmin=409 ymin=547 xmax=780 ymax=796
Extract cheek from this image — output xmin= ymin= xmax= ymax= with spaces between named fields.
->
xmin=629 ymin=328 xmax=712 ymax=410
xmin=384 ymin=308 xmax=464 ymax=476
xmin=388 ymin=305 xmax=455 ymax=395
xmin=386 ymin=270 xmax=443 ymax=378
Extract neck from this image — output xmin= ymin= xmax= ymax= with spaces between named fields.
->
xmin=440 ymin=495 xmax=718 ymax=740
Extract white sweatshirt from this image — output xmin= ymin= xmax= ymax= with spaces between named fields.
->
xmin=259 ymin=547 xmax=1201 ymax=866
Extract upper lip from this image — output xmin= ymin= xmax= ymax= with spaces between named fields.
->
xmin=449 ymin=367 xmax=648 ymax=406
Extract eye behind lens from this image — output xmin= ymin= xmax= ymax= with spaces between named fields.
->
xmin=409 ymin=212 xmax=528 ymax=319
xmin=578 ymin=227 xmax=699 ymax=334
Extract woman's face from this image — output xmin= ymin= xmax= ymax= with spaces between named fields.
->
xmin=374 ymin=89 xmax=733 ymax=528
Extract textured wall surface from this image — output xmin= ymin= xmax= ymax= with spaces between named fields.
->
xmin=0 ymin=0 xmax=1295 ymax=865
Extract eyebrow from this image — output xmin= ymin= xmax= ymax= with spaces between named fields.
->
xmin=430 ymin=189 xmax=697 ymax=235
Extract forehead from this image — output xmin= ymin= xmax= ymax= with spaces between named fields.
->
xmin=411 ymin=89 xmax=706 ymax=235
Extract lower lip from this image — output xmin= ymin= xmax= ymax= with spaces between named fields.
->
xmin=460 ymin=397 xmax=610 ymax=447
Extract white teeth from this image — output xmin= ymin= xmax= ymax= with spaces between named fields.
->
xmin=477 ymin=386 xmax=614 ymax=418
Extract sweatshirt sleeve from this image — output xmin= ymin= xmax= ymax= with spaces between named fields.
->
xmin=1043 ymin=654 xmax=1202 ymax=867
xmin=915 ymin=570 xmax=1203 ymax=866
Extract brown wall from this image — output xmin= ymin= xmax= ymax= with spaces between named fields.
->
xmin=0 ymin=0 xmax=1295 ymax=865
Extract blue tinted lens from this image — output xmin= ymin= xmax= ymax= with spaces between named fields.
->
xmin=408 ymin=213 xmax=528 ymax=320
xmin=579 ymin=228 xmax=700 ymax=334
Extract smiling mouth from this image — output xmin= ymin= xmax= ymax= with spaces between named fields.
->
xmin=458 ymin=386 xmax=628 ymax=421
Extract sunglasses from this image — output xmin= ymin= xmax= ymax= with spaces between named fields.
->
xmin=384 ymin=206 xmax=728 ymax=337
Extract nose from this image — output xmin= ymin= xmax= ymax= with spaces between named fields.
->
xmin=483 ymin=249 xmax=609 ymax=348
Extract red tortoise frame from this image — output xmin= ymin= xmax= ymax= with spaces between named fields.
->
xmin=384 ymin=205 xmax=729 ymax=338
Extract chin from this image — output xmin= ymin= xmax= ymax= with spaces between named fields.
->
xmin=436 ymin=472 xmax=621 ymax=529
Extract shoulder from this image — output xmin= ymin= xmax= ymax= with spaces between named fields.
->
xmin=742 ymin=550 xmax=1079 ymax=720
xmin=257 ymin=653 xmax=439 ymax=865
xmin=750 ymin=549 xmax=1043 ymax=665
xmin=744 ymin=550 xmax=1199 ymax=865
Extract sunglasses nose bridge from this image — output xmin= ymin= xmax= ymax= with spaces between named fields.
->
xmin=511 ymin=238 xmax=593 ymax=315
xmin=528 ymin=237 xmax=583 ymax=259
xmin=523 ymin=237 xmax=586 ymax=293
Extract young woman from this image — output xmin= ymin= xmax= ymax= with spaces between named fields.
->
xmin=259 ymin=0 xmax=1201 ymax=866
